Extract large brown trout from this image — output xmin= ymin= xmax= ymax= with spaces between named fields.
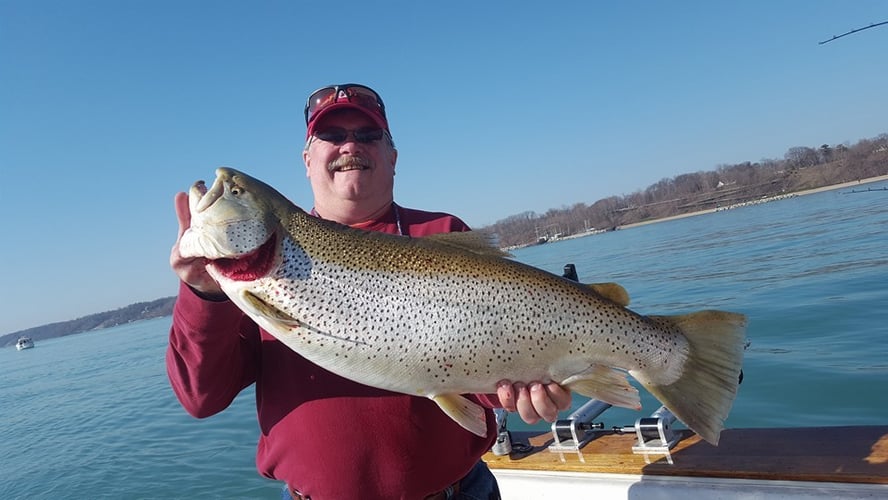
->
xmin=179 ymin=168 xmax=746 ymax=445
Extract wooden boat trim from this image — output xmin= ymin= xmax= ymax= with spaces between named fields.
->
xmin=483 ymin=425 xmax=888 ymax=485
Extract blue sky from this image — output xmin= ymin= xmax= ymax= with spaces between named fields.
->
xmin=1 ymin=1 xmax=886 ymax=334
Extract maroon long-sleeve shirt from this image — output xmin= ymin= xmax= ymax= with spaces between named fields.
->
xmin=167 ymin=204 xmax=498 ymax=499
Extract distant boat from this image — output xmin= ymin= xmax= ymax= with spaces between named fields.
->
xmin=16 ymin=336 xmax=34 ymax=351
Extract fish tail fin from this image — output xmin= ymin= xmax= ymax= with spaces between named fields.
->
xmin=637 ymin=311 xmax=747 ymax=445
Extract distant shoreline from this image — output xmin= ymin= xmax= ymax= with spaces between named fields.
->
xmin=527 ymin=174 xmax=888 ymax=248
xmin=618 ymin=174 xmax=888 ymax=230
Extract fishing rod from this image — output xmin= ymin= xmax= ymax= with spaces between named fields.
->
xmin=819 ymin=20 xmax=888 ymax=45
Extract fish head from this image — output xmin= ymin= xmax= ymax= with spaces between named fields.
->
xmin=179 ymin=167 xmax=287 ymax=264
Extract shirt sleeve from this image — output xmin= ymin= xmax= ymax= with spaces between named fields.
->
xmin=166 ymin=281 xmax=260 ymax=418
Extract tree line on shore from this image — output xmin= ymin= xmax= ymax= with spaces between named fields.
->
xmin=483 ymin=133 xmax=888 ymax=248
xmin=1 ymin=297 xmax=175 ymax=347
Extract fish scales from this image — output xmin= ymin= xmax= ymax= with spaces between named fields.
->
xmin=179 ymin=168 xmax=747 ymax=444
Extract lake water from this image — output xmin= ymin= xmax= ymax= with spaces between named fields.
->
xmin=2 ymin=181 xmax=887 ymax=499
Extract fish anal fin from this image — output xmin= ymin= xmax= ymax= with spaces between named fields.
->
xmin=586 ymin=282 xmax=631 ymax=307
xmin=432 ymin=394 xmax=488 ymax=438
xmin=562 ymin=365 xmax=641 ymax=410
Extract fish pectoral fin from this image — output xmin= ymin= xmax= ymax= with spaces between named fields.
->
xmin=561 ymin=365 xmax=641 ymax=410
xmin=586 ymin=282 xmax=631 ymax=307
xmin=241 ymin=291 xmax=305 ymax=328
xmin=431 ymin=394 xmax=488 ymax=438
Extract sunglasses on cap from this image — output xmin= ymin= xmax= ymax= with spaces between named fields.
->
xmin=304 ymin=84 xmax=387 ymax=126
xmin=312 ymin=126 xmax=385 ymax=145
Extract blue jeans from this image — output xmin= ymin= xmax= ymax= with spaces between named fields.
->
xmin=458 ymin=460 xmax=502 ymax=500
xmin=280 ymin=460 xmax=501 ymax=500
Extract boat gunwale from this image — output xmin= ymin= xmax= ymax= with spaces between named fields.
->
xmin=483 ymin=425 xmax=888 ymax=485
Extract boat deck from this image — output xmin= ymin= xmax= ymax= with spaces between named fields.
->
xmin=484 ymin=425 xmax=888 ymax=485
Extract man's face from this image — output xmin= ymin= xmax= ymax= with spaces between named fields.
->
xmin=303 ymin=108 xmax=397 ymax=207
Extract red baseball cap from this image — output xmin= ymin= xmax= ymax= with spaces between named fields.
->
xmin=304 ymin=84 xmax=389 ymax=138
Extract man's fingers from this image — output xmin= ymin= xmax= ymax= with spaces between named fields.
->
xmin=530 ymin=383 xmax=559 ymax=422
xmin=496 ymin=380 xmax=517 ymax=412
xmin=498 ymin=380 xmax=572 ymax=424
xmin=515 ymin=383 xmax=541 ymax=424
xmin=545 ymin=382 xmax=572 ymax=412
xmin=174 ymin=191 xmax=191 ymax=238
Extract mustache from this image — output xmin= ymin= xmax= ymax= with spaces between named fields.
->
xmin=328 ymin=156 xmax=372 ymax=172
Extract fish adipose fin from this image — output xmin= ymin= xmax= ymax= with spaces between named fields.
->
xmin=561 ymin=364 xmax=641 ymax=409
xmin=432 ymin=394 xmax=488 ymax=438
xmin=586 ymin=282 xmax=631 ymax=307
xmin=636 ymin=311 xmax=747 ymax=446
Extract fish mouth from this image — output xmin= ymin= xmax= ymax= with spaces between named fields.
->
xmin=189 ymin=168 xmax=249 ymax=214
xmin=196 ymin=170 xmax=278 ymax=279
xmin=209 ymin=231 xmax=279 ymax=281
xmin=180 ymin=168 xmax=275 ymax=261
xmin=190 ymin=174 xmax=223 ymax=214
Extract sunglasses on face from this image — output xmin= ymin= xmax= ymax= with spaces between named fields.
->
xmin=312 ymin=127 xmax=385 ymax=145
xmin=304 ymin=84 xmax=387 ymax=125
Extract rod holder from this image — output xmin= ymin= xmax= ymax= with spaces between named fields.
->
xmin=548 ymin=399 xmax=612 ymax=457
xmin=631 ymin=405 xmax=681 ymax=464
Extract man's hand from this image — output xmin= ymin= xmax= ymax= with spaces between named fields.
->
xmin=170 ymin=192 xmax=226 ymax=299
xmin=496 ymin=380 xmax=571 ymax=424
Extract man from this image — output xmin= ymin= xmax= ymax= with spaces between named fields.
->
xmin=167 ymin=83 xmax=571 ymax=499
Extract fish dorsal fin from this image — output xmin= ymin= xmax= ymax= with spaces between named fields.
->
xmin=423 ymin=231 xmax=511 ymax=258
xmin=586 ymin=282 xmax=631 ymax=307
